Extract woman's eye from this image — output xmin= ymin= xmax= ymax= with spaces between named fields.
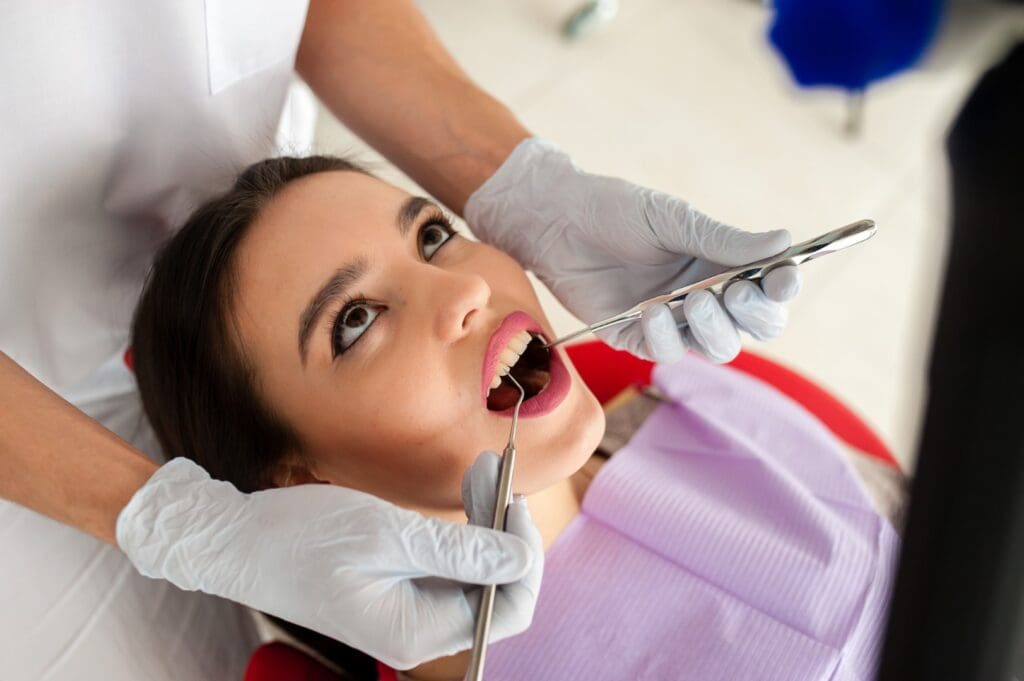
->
xmin=418 ymin=219 xmax=455 ymax=260
xmin=332 ymin=302 xmax=384 ymax=357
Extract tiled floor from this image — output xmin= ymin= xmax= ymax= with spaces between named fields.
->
xmin=315 ymin=1 xmax=1024 ymax=471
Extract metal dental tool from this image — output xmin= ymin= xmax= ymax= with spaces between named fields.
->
xmin=466 ymin=374 xmax=526 ymax=681
xmin=543 ymin=218 xmax=877 ymax=349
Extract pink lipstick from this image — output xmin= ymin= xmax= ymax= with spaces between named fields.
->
xmin=481 ymin=311 xmax=571 ymax=419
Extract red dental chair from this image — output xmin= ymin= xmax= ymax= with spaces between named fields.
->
xmin=240 ymin=342 xmax=898 ymax=681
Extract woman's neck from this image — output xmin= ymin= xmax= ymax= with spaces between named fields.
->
xmin=522 ymin=476 xmax=583 ymax=549
xmin=423 ymin=469 xmax=589 ymax=549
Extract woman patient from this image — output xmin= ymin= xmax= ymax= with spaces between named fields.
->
xmin=131 ymin=157 xmax=902 ymax=681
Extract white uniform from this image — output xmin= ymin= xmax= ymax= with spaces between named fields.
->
xmin=1 ymin=2 xmax=315 ymax=679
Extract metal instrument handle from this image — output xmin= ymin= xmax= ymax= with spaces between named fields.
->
xmin=466 ymin=375 xmax=525 ymax=681
xmin=546 ymin=219 xmax=876 ymax=348
xmin=464 ymin=443 xmax=517 ymax=681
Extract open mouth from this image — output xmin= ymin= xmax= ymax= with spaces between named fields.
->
xmin=486 ymin=331 xmax=552 ymax=412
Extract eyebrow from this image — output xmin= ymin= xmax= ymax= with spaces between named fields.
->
xmin=297 ymin=195 xmax=432 ymax=364
xmin=397 ymin=196 xmax=431 ymax=237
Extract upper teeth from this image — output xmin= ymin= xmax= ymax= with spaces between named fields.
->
xmin=488 ymin=330 xmax=532 ymax=393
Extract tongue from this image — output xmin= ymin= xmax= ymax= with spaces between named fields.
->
xmin=512 ymin=365 xmax=551 ymax=394
xmin=487 ymin=380 xmax=521 ymax=411
xmin=486 ymin=367 xmax=551 ymax=411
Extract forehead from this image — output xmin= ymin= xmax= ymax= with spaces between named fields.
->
xmin=255 ymin=170 xmax=406 ymax=240
xmin=230 ymin=171 xmax=407 ymax=354
xmin=238 ymin=170 xmax=408 ymax=271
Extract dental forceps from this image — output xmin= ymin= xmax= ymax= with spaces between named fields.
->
xmin=543 ymin=219 xmax=877 ymax=348
xmin=465 ymin=375 xmax=526 ymax=681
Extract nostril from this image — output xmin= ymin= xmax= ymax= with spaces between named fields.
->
xmin=462 ymin=308 xmax=478 ymax=330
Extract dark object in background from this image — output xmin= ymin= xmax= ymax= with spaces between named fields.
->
xmin=266 ymin=614 xmax=378 ymax=681
xmin=768 ymin=0 xmax=943 ymax=90
xmin=876 ymin=41 xmax=1024 ymax=681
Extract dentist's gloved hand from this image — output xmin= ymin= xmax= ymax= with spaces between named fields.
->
xmin=465 ymin=138 xmax=802 ymax=364
xmin=116 ymin=456 xmax=543 ymax=670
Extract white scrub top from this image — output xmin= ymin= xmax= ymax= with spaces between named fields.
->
xmin=1 ymin=2 xmax=316 ymax=679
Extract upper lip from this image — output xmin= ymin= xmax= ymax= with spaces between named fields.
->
xmin=481 ymin=311 xmax=543 ymax=401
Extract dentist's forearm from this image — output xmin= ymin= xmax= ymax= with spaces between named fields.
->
xmin=296 ymin=0 xmax=530 ymax=215
xmin=0 ymin=351 xmax=157 ymax=545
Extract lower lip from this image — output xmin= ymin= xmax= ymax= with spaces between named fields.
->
xmin=491 ymin=345 xmax=572 ymax=419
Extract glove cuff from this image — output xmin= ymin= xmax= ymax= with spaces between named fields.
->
xmin=464 ymin=136 xmax=583 ymax=270
xmin=116 ymin=457 xmax=241 ymax=589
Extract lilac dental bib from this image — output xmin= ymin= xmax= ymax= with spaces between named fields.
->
xmin=485 ymin=356 xmax=900 ymax=681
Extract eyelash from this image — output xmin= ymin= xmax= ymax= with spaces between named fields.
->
xmin=327 ymin=210 xmax=458 ymax=359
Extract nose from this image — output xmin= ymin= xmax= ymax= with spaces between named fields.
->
xmin=431 ymin=270 xmax=491 ymax=343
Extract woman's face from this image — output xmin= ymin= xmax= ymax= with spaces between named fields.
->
xmin=230 ymin=171 xmax=605 ymax=514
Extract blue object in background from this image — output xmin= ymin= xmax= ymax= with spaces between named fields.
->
xmin=769 ymin=0 xmax=945 ymax=91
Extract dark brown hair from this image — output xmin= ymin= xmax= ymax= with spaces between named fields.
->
xmin=131 ymin=156 xmax=365 ymax=493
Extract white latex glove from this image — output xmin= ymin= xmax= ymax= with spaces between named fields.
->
xmin=465 ymin=138 xmax=803 ymax=364
xmin=116 ymin=456 xmax=543 ymax=670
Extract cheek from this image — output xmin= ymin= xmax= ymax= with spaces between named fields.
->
xmin=308 ymin=419 xmax=473 ymax=511
xmin=299 ymin=368 xmax=488 ymax=511
xmin=474 ymin=246 xmax=537 ymax=299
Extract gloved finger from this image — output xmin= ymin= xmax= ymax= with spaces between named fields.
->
xmin=723 ymin=280 xmax=787 ymax=341
xmin=462 ymin=450 xmax=501 ymax=528
xmin=379 ymin=582 xmax=476 ymax=668
xmin=761 ymin=265 xmax=802 ymax=302
xmin=648 ymin=200 xmax=791 ymax=266
xmin=489 ymin=499 xmax=545 ymax=641
xmin=405 ymin=514 xmax=535 ymax=585
xmin=681 ymin=290 xmax=741 ymax=363
xmin=596 ymin=318 xmax=654 ymax=361
xmin=640 ymin=303 xmax=686 ymax=364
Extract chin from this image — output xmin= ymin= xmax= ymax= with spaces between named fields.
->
xmin=562 ymin=359 xmax=606 ymax=466
xmin=573 ymin=387 xmax=606 ymax=466
xmin=519 ymin=381 xmax=606 ymax=494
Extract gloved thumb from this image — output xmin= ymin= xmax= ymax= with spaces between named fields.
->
xmin=462 ymin=450 xmax=501 ymax=528
xmin=685 ymin=221 xmax=791 ymax=267
xmin=649 ymin=198 xmax=791 ymax=266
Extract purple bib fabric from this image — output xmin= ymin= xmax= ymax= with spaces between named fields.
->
xmin=486 ymin=355 xmax=900 ymax=680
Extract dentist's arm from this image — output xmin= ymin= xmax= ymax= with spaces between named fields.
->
xmin=297 ymin=0 xmax=802 ymax=364
xmin=0 ymin=352 xmax=541 ymax=670
xmin=296 ymin=0 xmax=528 ymax=215
xmin=0 ymin=351 xmax=155 ymax=544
